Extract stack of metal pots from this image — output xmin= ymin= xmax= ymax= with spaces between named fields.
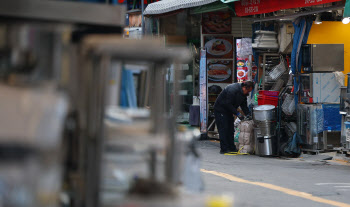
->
xmin=253 ymin=105 xmax=277 ymax=156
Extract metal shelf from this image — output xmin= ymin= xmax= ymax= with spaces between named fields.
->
xmin=83 ymin=36 xmax=190 ymax=62
xmin=0 ymin=0 xmax=126 ymax=26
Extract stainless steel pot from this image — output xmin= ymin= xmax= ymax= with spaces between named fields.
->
xmin=253 ymin=105 xmax=276 ymax=122
xmin=256 ymin=121 xmax=276 ymax=136
xmin=255 ymin=128 xmax=277 ymax=156
xmin=257 ymin=135 xmax=276 ymax=156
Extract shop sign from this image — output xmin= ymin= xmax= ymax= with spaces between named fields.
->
xmin=234 ymin=0 xmax=342 ymax=16
xmin=202 ymin=12 xmax=232 ymax=34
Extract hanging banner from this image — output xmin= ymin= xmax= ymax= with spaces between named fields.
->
xmin=234 ymin=0 xmax=342 ymax=17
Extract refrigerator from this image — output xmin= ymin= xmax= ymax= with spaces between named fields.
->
xmin=299 ymin=73 xmax=342 ymax=104
xmin=297 ymin=104 xmax=324 ymax=150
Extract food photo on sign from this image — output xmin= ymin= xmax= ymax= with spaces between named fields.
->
xmin=236 ymin=57 xmax=248 ymax=83
xmin=237 ymin=69 xmax=248 ymax=82
xmin=236 ymin=58 xmax=258 ymax=83
xmin=207 ymin=60 xmax=233 ymax=83
xmin=204 ymin=36 xmax=233 ymax=59
xmin=202 ymin=11 xmax=232 ymax=34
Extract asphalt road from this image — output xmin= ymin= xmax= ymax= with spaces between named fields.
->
xmin=198 ymin=140 xmax=350 ymax=207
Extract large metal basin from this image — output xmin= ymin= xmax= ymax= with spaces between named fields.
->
xmin=253 ymin=105 xmax=276 ymax=122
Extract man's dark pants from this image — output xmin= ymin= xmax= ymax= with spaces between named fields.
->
xmin=214 ymin=110 xmax=237 ymax=153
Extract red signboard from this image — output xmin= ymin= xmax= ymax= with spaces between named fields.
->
xmin=234 ymin=0 xmax=342 ymax=16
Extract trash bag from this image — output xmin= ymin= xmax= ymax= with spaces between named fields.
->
xmin=284 ymin=133 xmax=303 ymax=157
xmin=238 ymin=120 xmax=255 ymax=154
xmin=234 ymin=118 xmax=241 ymax=148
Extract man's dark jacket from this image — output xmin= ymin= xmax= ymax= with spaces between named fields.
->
xmin=213 ymin=83 xmax=250 ymax=116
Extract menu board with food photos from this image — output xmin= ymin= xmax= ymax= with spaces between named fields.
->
xmin=207 ymin=60 xmax=233 ymax=83
xmin=202 ymin=11 xmax=234 ymax=85
xmin=202 ymin=12 xmax=232 ymax=34
xmin=204 ymin=36 xmax=233 ymax=59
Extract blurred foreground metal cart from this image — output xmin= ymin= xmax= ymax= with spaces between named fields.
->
xmin=0 ymin=1 xmax=205 ymax=206
xmin=76 ymin=36 xmax=203 ymax=207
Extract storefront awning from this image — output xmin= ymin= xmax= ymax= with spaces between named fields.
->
xmin=144 ymin=0 xmax=219 ymax=15
xmin=234 ymin=0 xmax=342 ymax=17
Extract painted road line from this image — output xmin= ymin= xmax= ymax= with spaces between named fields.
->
xmin=201 ymin=169 xmax=350 ymax=207
xmin=315 ymin=183 xmax=350 ymax=186
xmin=328 ymin=160 xmax=350 ymax=167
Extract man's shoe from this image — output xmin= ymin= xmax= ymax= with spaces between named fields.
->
xmin=229 ymin=147 xmax=238 ymax=152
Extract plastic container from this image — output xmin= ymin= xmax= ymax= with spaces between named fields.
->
xmin=258 ymin=95 xmax=278 ymax=106
xmin=259 ymin=90 xmax=280 ymax=97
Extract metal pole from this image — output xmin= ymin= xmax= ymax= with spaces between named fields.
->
xmin=106 ymin=60 xmax=122 ymax=106
xmin=141 ymin=0 xmax=145 ymax=36
xmin=149 ymin=149 xmax=157 ymax=180
xmin=151 ymin=63 xmax=166 ymax=134
xmin=166 ymin=62 xmax=182 ymax=184
xmin=88 ymin=55 xmax=109 ymax=207
xmin=248 ymin=54 xmax=253 ymax=81
xmin=262 ymin=54 xmax=266 ymax=90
